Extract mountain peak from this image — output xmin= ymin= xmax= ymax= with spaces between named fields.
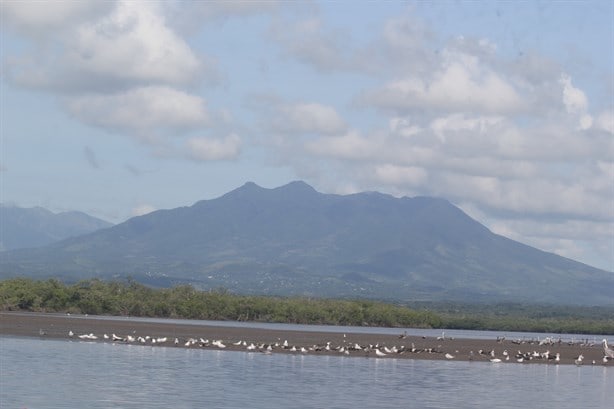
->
xmin=275 ymin=180 xmax=317 ymax=193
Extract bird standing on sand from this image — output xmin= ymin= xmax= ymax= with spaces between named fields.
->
xmin=602 ymin=339 xmax=614 ymax=359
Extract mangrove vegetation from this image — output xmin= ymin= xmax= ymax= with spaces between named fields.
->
xmin=1 ymin=278 xmax=613 ymax=334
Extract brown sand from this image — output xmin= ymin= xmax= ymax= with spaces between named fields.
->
xmin=1 ymin=312 xmax=609 ymax=366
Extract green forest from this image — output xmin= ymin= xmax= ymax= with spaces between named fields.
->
xmin=2 ymin=278 xmax=613 ymax=334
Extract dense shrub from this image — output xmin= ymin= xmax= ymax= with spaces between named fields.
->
xmin=1 ymin=278 xmax=612 ymax=334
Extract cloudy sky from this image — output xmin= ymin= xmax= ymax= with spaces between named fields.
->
xmin=1 ymin=0 xmax=612 ymax=271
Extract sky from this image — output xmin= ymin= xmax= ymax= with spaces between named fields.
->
xmin=1 ymin=0 xmax=612 ymax=272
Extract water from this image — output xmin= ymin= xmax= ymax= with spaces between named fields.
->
xmin=1 ymin=336 xmax=611 ymax=408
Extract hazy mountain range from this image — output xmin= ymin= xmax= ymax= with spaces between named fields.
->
xmin=1 ymin=182 xmax=612 ymax=305
xmin=0 ymin=204 xmax=112 ymax=251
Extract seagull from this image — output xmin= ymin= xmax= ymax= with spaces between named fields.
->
xmin=574 ymin=354 xmax=584 ymax=366
xmin=602 ymin=339 xmax=614 ymax=359
xmin=68 ymin=330 xmax=74 ymax=337
xmin=444 ymin=353 xmax=454 ymax=359
xmin=490 ymin=358 xmax=502 ymax=363
xmin=375 ymin=348 xmax=387 ymax=357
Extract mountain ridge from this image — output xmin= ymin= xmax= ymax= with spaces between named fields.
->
xmin=0 ymin=182 xmax=611 ymax=305
xmin=0 ymin=204 xmax=112 ymax=251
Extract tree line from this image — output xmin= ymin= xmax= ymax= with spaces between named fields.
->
xmin=1 ymin=278 xmax=612 ymax=334
xmin=0 ymin=278 xmax=440 ymax=328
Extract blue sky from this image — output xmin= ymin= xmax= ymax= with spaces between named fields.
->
xmin=1 ymin=0 xmax=612 ymax=271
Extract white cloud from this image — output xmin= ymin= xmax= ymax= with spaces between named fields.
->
xmin=559 ymin=73 xmax=593 ymax=130
xmin=274 ymin=103 xmax=347 ymax=135
xmin=186 ymin=134 xmax=241 ymax=161
xmin=305 ymin=130 xmax=378 ymax=160
xmin=67 ymin=86 xmax=209 ymax=140
xmin=1 ymin=0 xmax=114 ymax=36
xmin=594 ymin=110 xmax=614 ymax=134
xmin=5 ymin=0 xmax=202 ymax=92
xmin=364 ymin=50 xmax=524 ymax=115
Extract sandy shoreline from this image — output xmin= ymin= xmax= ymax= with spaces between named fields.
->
xmin=1 ymin=312 xmax=610 ymax=366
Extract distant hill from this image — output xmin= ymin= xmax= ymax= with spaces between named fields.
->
xmin=0 ymin=205 xmax=112 ymax=251
xmin=0 ymin=182 xmax=612 ymax=305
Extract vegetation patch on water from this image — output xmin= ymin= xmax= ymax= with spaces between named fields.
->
xmin=1 ymin=278 xmax=613 ymax=334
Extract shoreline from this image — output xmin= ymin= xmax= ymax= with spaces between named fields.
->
xmin=1 ymin=312 xmax=610 ymax=366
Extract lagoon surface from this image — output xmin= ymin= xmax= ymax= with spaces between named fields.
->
xmin=1 ymin=335 xmax=611 ymax=409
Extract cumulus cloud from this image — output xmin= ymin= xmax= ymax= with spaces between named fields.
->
xmin=1 ymin=0 xmax=114 ymax=37
xmin=362 ymin=50 xmax=524 ymax=116
xmin=5 ymin=1 xmax=203 ymax=92
xmin=186 ymin=134 xmax=241 ymax=161
xmin=273 ymin=103 xmax=347 ymax=135
xmin=2 ymin=0 xmax=243 ymax=162
xmin=67 ymin=86 xmax=209 ymax=140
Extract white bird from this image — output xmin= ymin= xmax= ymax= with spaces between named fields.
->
xmin=375 ymin=348 xmax=387 ymax=357
xmin=602 ymin=339 xmax=614 ymax=359
xmin=444 ymin=353 xmax=454 ymax=359
xmin=490 ymin=358 xmax=502 ymax=363
xmin=214 ymin=340 xmax=226 ymax=349
xmin=103 ymin=334 xmax=109 ymax=340
xmin=68 ymin=330 xmax=74 ymax=337
xmin=574 ymin=354 xmax=584 ymax=366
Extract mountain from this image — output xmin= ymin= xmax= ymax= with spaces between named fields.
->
xmin=0 ymin=205 xmax=112 ymax=251
xmin=0 ymin=181 xmax=612 ymax=305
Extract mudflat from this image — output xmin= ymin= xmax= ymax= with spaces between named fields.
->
xmin=1 ymin=312 xmax=609 ymax=366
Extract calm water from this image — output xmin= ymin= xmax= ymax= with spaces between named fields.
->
xmin=1 ymin=336 xmax=611 ymax=409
